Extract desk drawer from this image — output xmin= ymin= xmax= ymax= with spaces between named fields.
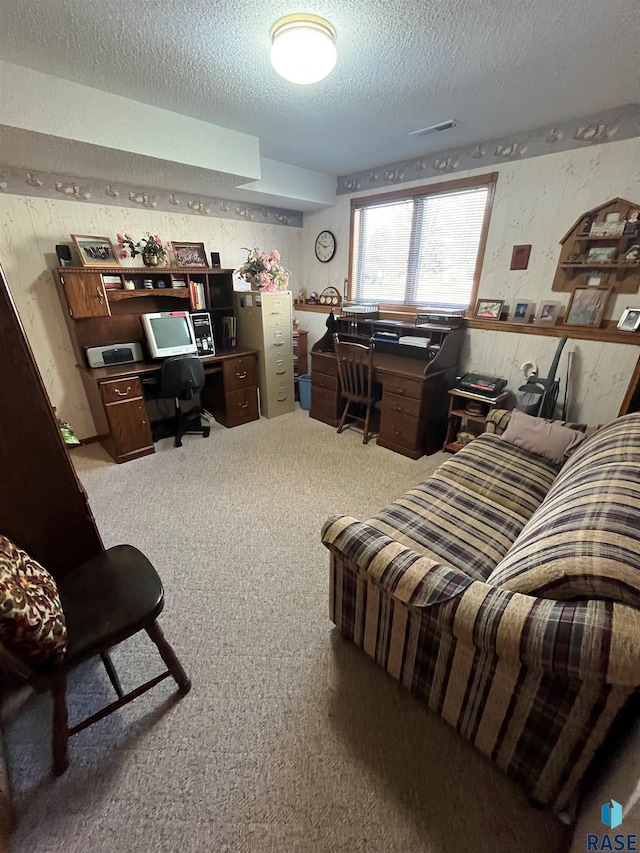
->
xmin=383 ymin=375 xmax=424 ymax=401
xmin=100 ymin=377 xmax=143 ymax=404
xmin=310 ymin=385 xmax=342 ymax=426
xmin=265 ymin=355 xmax=293 ymax=383
xmin=222 ymin=356 xmax=257 ymax=391
xmin=311 ymin=353 xmax=338 ymax=378
xmin=264 ymin=327 xmax=292 ymax=357
xmin=312 ymin=371 xmax=338 ymax=392
xmin=383 ymin=391 xmax=422 ymax=418
xmin=379 ymin=409 xmax=421 ymax=449
xmin=224 ymin=387 xmax=259 ymax=426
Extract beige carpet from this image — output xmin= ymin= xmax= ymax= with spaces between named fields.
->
xmin=4 ymin=407 xmax=568 ymax=852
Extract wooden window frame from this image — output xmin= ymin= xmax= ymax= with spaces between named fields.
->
xmin=347 ymin=172 xmax=497 ymax=314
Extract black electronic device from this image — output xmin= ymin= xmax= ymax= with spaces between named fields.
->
xmin=191 ymin=312 xmax=215 ymax=356
xmin=416 ymin=307 xmax=465 ymax=330
xmin=455 ymin=373 xmax=507 ymax=397
xmin=56 ymin=244 xmax=73 ymax=266
xmin=210 ymin=252 xmax=221 ymax=268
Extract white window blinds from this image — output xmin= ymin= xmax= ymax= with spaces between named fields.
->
xmin=352 ymin=184 xmax=490 ymax=308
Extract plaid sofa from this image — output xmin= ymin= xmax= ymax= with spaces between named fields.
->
xmin=322 ymin=411 xmax=640 ymax=816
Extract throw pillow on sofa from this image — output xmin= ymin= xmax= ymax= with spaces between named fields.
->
xmin=500 ymin=409 xmax=587 ymax=464
xmin=0 ymin=535 xmax=67 ymax=666
xmin=489 ymin=413 xmax=640 ymax=608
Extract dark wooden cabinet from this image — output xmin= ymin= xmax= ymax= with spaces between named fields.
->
xmin=203 ymin=354 xmax=260 ymax=428
xmin=60 ymin=270 xmax=111 ymax=318
xmin=101 ymin=377 xmax=154 ymax=462
xmin=310 ymin=351 xmax=343 ymax=426
xmin=0 ymin=265 xmax=103 ymax=575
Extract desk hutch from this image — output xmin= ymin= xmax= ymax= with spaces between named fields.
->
xmin=311 ymin=314 xmax=463 ymax=458
xmin=53 ymin=266 xmax=259 ymax=463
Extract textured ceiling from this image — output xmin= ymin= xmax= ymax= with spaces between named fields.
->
xmin=0 ymin=0 xmax=639 ymax=176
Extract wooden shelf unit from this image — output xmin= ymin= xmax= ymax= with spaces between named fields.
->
xmin=443 ymin=389 xmax=508 ymax=453
xmin=552 ymin=198 xmax=640 ymax=295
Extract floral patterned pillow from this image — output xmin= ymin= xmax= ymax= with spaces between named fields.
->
xmin=0 ymin=536 xmax=67 ymax=667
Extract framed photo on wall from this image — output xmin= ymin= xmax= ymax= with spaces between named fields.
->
xmin=172 ymin=242 xmax=207 ymax=267
xmin=565 ymin=286 xmax=612 ymax=327
xmin=71 ymin=234 xmax=120 ymax=267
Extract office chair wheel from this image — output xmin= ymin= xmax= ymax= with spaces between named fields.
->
xmin=175 ymin=438 xmax=183 ymax=448
xmin=203 ymin=426 xmax=210 ymax=438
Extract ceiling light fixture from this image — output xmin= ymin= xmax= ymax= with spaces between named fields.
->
xmin=270 ymin=14 xmax=337 ymax=85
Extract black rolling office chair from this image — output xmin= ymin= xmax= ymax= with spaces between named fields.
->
xmin=153 ymin=355 xmax=210 ymax=447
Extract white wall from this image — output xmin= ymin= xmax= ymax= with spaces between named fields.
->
xmin=297 ymin=137 xmax=640 ymax=424
xmin=0 ymin=194 xmax=302 ymax=438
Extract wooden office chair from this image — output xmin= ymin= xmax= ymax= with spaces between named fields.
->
xmin=153 ymin=355 xmax=210 ymax=447
xmin=0 ymin=544 xmax=191 ymax=776
xmin=332 ymin=333 xmax=382 ymax=444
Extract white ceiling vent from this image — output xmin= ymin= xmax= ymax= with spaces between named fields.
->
xmin=409 ymin=120 xmax=458 ymax=137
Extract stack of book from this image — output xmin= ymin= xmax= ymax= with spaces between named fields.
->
xmin=189 ymin=280 xmax=205 ymax=310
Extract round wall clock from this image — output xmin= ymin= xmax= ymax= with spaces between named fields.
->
xmin=315 ymin=230 xmax=337 ymax=263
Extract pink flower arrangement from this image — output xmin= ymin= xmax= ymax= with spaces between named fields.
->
xmin=236 ymin=247 xmax=289 ymax=292
xmin=116 ymin=232 xmax=168 ymax=262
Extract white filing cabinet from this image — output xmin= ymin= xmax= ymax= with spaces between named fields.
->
xmin=234 ymin=290 xmax=294 ymax=418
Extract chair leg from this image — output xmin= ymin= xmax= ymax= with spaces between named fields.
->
xmin=146 ymin=621 xmax=191 ymax=696
xmin=174 ymin=399 xmax=183 ymax=448
xmin=337 ymin=401 xmax=350 ymax=434
xmin=101 ymin=651 xmax=125 ymax=699
xmin=51 ymin=673 xmax=69 ymax=776
xmin=363 ymin=401 xmax=373 ymax=444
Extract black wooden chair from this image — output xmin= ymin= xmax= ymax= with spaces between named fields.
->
xmin=332 ymin=333 xmax=382 ymax=444
xmin=0 ymin=545 xmax=190 ymax=776
xmin=153 ymin=355 xmax=210 ymax=447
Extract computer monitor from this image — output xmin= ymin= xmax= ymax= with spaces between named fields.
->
xmin=141 ymin=311 xmax=198 ymax=359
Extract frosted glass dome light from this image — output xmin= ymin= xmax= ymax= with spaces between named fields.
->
xmin=270 ymin=14 xmax=337 ymax=85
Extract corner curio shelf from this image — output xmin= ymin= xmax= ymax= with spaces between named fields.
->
xmin=552 ymin=197 xmax=640 ymax=294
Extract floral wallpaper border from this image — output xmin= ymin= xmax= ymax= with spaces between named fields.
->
xmin=337 ymin=104 xmax=640 ymax=194
xmin=0 ymin=165 xmax=304 ymax=228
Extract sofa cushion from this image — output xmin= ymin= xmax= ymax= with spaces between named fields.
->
xmin=489 ymin=413 xmax=640 ymax=606
xmin=0 ymin=535 xmax=67 ymax=666
xmin=501 ymin=410 xmax=587 ymax=464
xmin=366 ymin=433 xmax=560 ymax=581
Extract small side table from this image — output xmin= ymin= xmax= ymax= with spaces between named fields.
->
xmin=443 ymin=389 xmax=508 ymax=453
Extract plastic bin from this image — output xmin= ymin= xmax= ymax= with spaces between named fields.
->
xmin=298 ymin=374 xmax=311 ymax=410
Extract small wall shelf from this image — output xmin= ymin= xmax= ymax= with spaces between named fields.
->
xmin=552 ymin=198 xmax=640 ymax=294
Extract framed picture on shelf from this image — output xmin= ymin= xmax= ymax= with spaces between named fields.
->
xmin=586 ymin=246 xmax=617 ymax=263
xmin=511 ymin=300 xmax=535 ymax=324
xmin=565 ymin=286 xmax=612 ymax=327
xmin=71 ymin=235 xmax=120 ymax=267
xmin=474 ymin=299 xmax=504 ymax=320
xmin=172 ymin=241 xmax=207 ymax=267
xmin=533 ymin=301 xmax=561 ymax=326
xmin=617 ymin=307 xmax=640 ymax=332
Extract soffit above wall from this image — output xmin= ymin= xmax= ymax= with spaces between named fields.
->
xmin=0 ymin=0 xmax=638 ymax=176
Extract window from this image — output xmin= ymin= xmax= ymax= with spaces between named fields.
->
xmin=350 ymin=174 xmax=496 ymax=310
